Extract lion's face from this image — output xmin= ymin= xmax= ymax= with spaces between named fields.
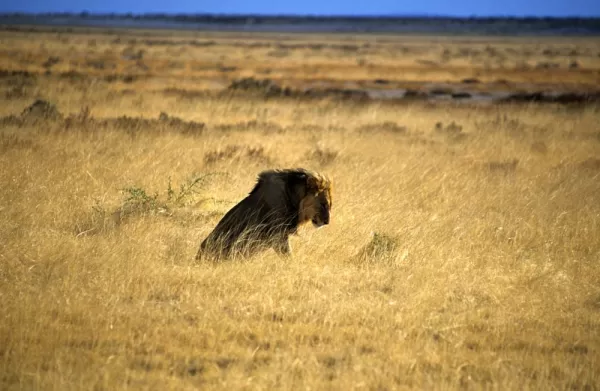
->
xmin=299 ymin=175 xmax=332 ymax=228
xmin=311 ymin=190 xmax=332 ymax=227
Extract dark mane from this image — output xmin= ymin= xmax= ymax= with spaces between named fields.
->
xmin=249 ymin=168 xmax=310 ymax=196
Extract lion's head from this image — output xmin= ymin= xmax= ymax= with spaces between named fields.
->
xmin=250 ymin=168 xmax=332 ymax=229
xmin=296 ymin=169 xmax=333 ymax=228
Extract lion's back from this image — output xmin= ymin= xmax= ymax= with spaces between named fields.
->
xmin=199 ymin=193 xmax=286 ymax=258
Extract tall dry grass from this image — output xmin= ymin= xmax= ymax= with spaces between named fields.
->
xmin=1 ymin=26 xmax=600 ymax=391
xmin=1 ymin=27 xmax=599 ymax=91
xmin=2 ymin=94 xmax=599 ymax=390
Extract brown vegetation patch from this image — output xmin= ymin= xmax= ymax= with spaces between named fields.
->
xmin=501 ymin=91 xmax=600 ymax=104
xmin=435 ymin=121 xmax=468 ymax=142
xmin=435 ymin=121 xmax=463 ymax=134
xmin=157 ymin=112 xmax=205 ymax=135
xmin=0 ymin=69 xmax=38 ymax=98
xmin=42 ymin=56 xmax=61 ymax=69
xmin=486 ymin=159 xmax=519 ymax=173
xmin=530 ymin=141 xmax=549 ymax=154
xmin=358 ymin=121 xmax=407 ymax=134
xmin=0 ymin=69 xmax=36 ymax=79
xmin=104 ymin=74 xmax=140 ymax=83
xmin=212 ymin=120 xmax=283 ymax=133
xmin=579 ymin=158 xmax=600 ymax=170
xmin=0 ymin=133 xmax=37 ymax=152
xmin=227 ymin=77 xmax=371 ymax=102
xmin=57 ymin=70 xmax=87 ymax=81
xmin=351 ymin=232 xmax=400 ymax=266
xmin=1 ymin=100 xmax=206 ymax=137
xmin=306 ymin=145 xmax=339 ymax=166
xmin=20 ymin=99 xmax=63 ymax=122
xmin=228 ymin=77 xmax=293 ymax=97
xmin=203 ymin=145 xmax=271 ymax=166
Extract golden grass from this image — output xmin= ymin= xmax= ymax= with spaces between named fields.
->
xmin=1 ymin=26 xmax=600 ymax=92
xmin=1 ymin=26 xmax=600 ymax=390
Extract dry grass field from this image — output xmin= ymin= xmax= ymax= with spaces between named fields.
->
xmin=1 ymin=26 xmax=600 ymax=390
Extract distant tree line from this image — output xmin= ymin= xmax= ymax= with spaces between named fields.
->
xmin=1 ymin=12 xmax=598 ymax=35
xmin=1 ymin=12 xmax=599 ymax=25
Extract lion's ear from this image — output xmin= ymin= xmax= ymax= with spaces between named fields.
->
xmin=306 ymin=175 xmax=319 ymax=194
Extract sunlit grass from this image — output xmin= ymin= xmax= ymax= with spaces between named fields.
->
xmin=1 ymin=26 xmax=599 ymax=391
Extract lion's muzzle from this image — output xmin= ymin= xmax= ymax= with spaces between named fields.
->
xmin=312 ymin=203 xmax=330 ymax=227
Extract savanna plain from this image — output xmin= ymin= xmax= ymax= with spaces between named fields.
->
xmin=1 ymin=26 xmax=600 ymax=390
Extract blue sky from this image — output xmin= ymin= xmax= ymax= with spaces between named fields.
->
xmin=1 ymin=0 xmax=599 ymax=17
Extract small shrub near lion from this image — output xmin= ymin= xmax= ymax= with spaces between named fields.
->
xmin=196 ymin=168 xmax=333 ymax=261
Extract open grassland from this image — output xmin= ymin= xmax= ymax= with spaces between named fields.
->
xmin=1 ymin=25 xmax=600 ymax=96
xmin=1 ymin=26 xmax=600 ymax=390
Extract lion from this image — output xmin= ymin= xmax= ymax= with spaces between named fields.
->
xmin=195 ymin=168 xmax=332 ymax=261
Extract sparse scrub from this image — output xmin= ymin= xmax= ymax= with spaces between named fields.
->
xmin=434 ymin=120 xmax=468 ymax=142
xmin=0 ymin=132 xmax=36 ymax=151
xmin=75 ymin=175 xmax=214 ymax=236
xmin=212 ymin=120 xmax=283 ymax=133
xmin=158 ymin=112 xmax=205 ymax=135
xmin=530 ymin=140 xmax=548 ymax=154
xmin=358 ymin=121 xmax=407 ymax=134
xmin=120 ymin=185 xmax=164 ymax=215
xmin=42 ymin=56 xmax=60 ymax=69
xmin=351 ymin=232 xmax=401 ymax=267
xmin=579 ymin=157 xmax=600 ymax=170
xmin=20 ymin=99 xmax=63 ymax=122
xmin=435 ymin=121 xmax=463 ymax=134
xmin=307 ymin=144 xmax=339 ymax=166
xmin=204 ymin=144 xmax=271 ymax=165
xmin=485 ymin=158 xmax=519 ymax=173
